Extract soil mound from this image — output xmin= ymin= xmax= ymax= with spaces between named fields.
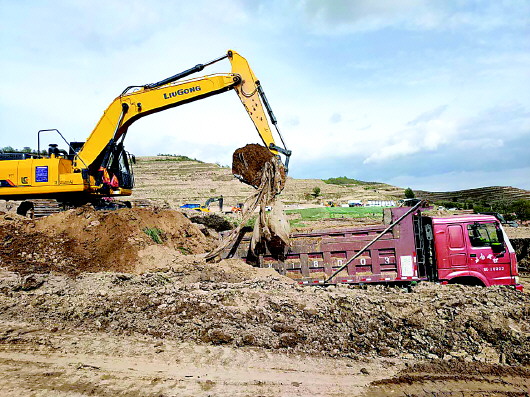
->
xmin=511 ymin=237 xmax=530 ymax=273
xmin=189 ymin=213 xmax=234 ymax=232
xmin=0 ymin=273 xmax=528 ymax=365
xmin=0 ymin=207 xmax=218 ymax=276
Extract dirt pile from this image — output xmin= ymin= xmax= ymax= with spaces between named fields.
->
xmin=1 ymin=272 xmax=528 ymax=365
xmin=189 ymin=213 xmax=234 ymax=232
xmin=511 ymin=238 xmax=530 ymax=273
xmin=0 ymin=207 xmax=217 ymax=276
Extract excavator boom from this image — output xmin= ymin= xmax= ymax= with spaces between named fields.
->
xmin=75 ymin=50 xmax=290 ymax=172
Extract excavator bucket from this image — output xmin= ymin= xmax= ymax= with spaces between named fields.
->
xmin=206 ymin=144 xmax=289 ymax=261
xmin=232 ymin=144 xmax=286 ymax=193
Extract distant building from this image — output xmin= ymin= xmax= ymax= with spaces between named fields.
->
xmin=365 ymin=200 xmax=396 ymax=207
xmin=347 ymin=200 xmax=363 ymax=207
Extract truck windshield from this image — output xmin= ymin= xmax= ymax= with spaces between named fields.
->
xmin=467 ymin=223 xmax=501 ymax=247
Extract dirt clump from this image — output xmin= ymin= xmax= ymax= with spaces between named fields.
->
xmin=365 ymin=360 xmax=530 ymax=396
xmin=0 ymin=206 xmax=217 ymax=276
xmin=189 ymin=213 xmax=234 ymax=232
xmin=232 ymin=143 xmax=286 ymax=190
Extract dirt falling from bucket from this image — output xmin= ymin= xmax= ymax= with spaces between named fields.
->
xmin=205 ymin=144 xmax=289 ymax=261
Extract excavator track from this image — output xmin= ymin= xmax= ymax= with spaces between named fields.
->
xmin=31 ymin=199 xmax=63 ymax=218
xmin=16 ymin=198 xmax=152 ymax=219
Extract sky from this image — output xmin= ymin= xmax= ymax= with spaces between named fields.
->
xmin=1 ymin=0 xmax=529 ymax=191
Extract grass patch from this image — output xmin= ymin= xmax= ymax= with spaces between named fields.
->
xmin=289 ymin=220 xmax=308 ymax=228
xmin=323 ymin=176 xmax=380 ymax=186
xmin=286 ymin=207 xmax=384 ymax=221
xmin=178 ymin=247 xmax=191 ymax=254
xmin=233 ymin=216 xmax=257 ymax=228
xmin=245 ymin=216 xmax=256 ymax=228
xmin=155 ymin=154 xmax=203 ymax=162
xmin=143 ymin=227 xmax=165 ymax=244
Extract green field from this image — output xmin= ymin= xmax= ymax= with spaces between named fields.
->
xmin=285 ymin=206 xmax=383 ymax=225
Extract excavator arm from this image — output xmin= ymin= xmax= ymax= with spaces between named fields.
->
xmin=74 ymin=50 xmax=291 ymax=175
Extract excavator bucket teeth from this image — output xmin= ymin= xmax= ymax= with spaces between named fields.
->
xmin=232 ymin=144 xmax=286 ymax=192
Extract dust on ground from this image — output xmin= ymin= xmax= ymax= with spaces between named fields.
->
xmin=1 ymin=270 xmax=528 ymax=364
xmin=0 ymin=208 xmax=529 ymax=395
xmin=0 ymin=320 xmax=404 ymax=397
xmin=1 ymin=268 xmax=529 ymax=395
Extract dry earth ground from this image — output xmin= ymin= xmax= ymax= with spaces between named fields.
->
xmin=0 ymin=266 xmax=529 ymax=396
xmin=0 ymin=321 xmax=403 ymax=397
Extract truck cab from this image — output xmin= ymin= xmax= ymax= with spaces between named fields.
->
xmin=428 ymin=215 xmax=519 ymax=288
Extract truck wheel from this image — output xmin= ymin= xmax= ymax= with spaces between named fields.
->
xmin=448 ymin=277 xmax=484 ymax=287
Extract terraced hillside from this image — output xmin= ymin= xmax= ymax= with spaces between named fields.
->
xmin=131 ymin=156 xmax=404 ymax=208
xmin=415 ymin=186 xmax=530 ymax=203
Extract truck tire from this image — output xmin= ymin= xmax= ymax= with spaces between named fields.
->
xmin=448 ymin=277 xmax=485 ymax=287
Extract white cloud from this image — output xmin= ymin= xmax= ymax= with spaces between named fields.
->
xmin=0 ymin=0 xmax=529 ymax=191
xmin=363 ymin=108 xmax=455 ymax=163
xmin=298 ymin=0 xmax=530 ymax=34
xmin=301 ymin=0 xmax=442 ymax=33
xmin=364 ymin=140 xmax=418 ymax=163
xmin=407 ymin=105 xmax=448 ymax=126
xmin=329 ymin=113 xmax=342 ymax=123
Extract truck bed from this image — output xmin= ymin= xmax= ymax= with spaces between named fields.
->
xmin=228 ymin=207 xmax=427 ymax=285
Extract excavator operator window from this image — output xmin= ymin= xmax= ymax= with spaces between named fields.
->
xmin=112 ymin=147 xmax=134 ymax=189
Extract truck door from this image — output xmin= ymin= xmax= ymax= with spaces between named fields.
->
xmin=466 ymin=222 xmax=512 ymax=285
xmin=446 ymin=224 xmax=467 ymax=268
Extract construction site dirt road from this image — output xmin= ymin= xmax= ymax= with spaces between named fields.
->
xmin=0 ymin=206 xmax=529 ymax=396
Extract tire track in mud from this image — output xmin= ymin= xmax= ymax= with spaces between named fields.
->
xmin=363 ymin=361 xmax=530 ymax=396
xmin=0 ymin=322 xmax=398 ymax=396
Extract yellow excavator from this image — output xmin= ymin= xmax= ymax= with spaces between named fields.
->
xmin=0 ymin=50 xmax=291 ymax=216
xmin=180 ymin=196 xmax=224 ymax=212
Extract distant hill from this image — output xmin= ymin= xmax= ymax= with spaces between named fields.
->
xmin=131 ymin=156 xmax=403 ymax=208
xmin=130 ymin=156 xmax=529 ymax=208
xmin=415 ymin=186 xmax=530 ymax=203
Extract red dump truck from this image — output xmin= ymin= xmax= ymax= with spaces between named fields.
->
xmin=230 ymin=204 xmax=522 ymax=290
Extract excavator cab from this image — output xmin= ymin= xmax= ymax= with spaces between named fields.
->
xmin=97 ymin=143 xmax=134 ymax=192
xmin=109 ymin=145 xmax=134 ymax=190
